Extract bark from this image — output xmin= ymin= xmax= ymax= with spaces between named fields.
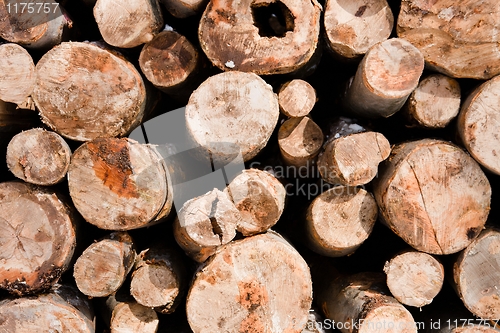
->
xmin=343 ymin=38 xmax=424 ymax=118
xmin=384 ymin=250 xmax=444 ymax=307
xmin=73 ymin=232 xmax=136 ymax=298
xmin=33 ymin=42 xmax=147 ymax=142
xmin=7 ymin=128 xmax=71 ymax=186
xmin=324 ymin=0 xmax=393 ymax=59
xmin=397 ymin=0 xmax=500 ymax=79
xmin=0 ymin=181 xmax=77 ymax=296
xmin=68 ymin=138 xmax=172 ymax=230
xmin=305 ymin=186 xmax=377 ymax=257
xmin=160 ymin=0 xmax=207 ymax=18
xmin=278 ymin=80 xmax=317 ymax=118
xmin=373 ymin=139 xmax=491 ymax=255
xmin=0 ymin=43 xmax=35 ymax=106
xmin=405 ymin=74 xmax=461 ymax=128
xmin=94 ymin=0 xmax=163 ymax=48
xmin=186 ymin=231 xmax=312 ymax=333
xmin=198 ymin=0 xmax=322 ymax=75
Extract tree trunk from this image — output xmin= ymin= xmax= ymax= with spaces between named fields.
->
xmin=173 ymin=188 xmax=240 ymax=263
xmin=453 ymin=228 xmax=500 ymax=320
xmin=198 ymin=0 xmax=321 ymax=75
xmin=324 ymin=0 xmax=393 ymax=59
xmin=93 ymin=0 xmax=163 ymax=48
xmin=278 ymin=79 xmax=317 ymax=118
xmin=130 ymin=245 xmax=186 ymax=314
xmin=317 ymin=131 xmax=390 ymax=186
xmin=104 ymin=293 xmax=159 ymax=333
xmin=0 ymin=181 xmax=77 ymax=296
xmin=186 ymin=71 xmax=279 ymax=162
xmin=405 ymin=74 xmax=461 ymax=128
xmin=225 ymin=168 xmax=286 ymax=236
xmin=33 ymin=42 xmax=147 ymax=142
xmin=343 ymin=38 xmax=424 ymax=118
xmin=73 ymin=232 xmax=136 ymax=298
xmin=0 ymin=287 xmax=95 ymax=332
xmin=186 ymin=231 xmax=312 ymax=333
xmin=373 ymin=139 xmax=491 ymax=255
xmin=384 ymin=250 xmax=444 ymax=307
xmin=316 ymin=272 xmax=417 ymax=333
xmin=68 ymin=138 xmax=172 ymax=230
xmin=397 ymin=0 xmax=500 ymax=79
xmin=0 ymin=43 xmax=35 ymax=106
xmin=160 ymin=0 xmax=207 ymax=18
xmin=278 ymin=117 xmax=324 ymax=171
xmin=7 ymin=128 xmax=71 ymax=186
xmin=305 ymin=186 xmax=377 ymax=257
xmin=0 ymin=1 xmax=73 ymax=50
xmin=457 ymin=75 xmax=500 ymax=176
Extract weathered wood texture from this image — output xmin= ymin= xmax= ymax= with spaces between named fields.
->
xmin=73 ymin=232 xmax=136 ymax=298
xmin=278 ymin=117 xmax=324 ymax=170
xmin=317 ymin=131 xmax=390 ymax=186
xmin=130 ymin=245 xmax=186 ymax=314
xmin=33 ymin=42 xmax=147 ymax=142
xmin=453 ymin=228 xmax=500 ymax=320
xmin=324 ymin=0 xmax=394 ymax=59
xmin=374 ymin=139 xmax=491 ymax=255
xmin=278 ymin=80 xmax=317 ymax=118
xmin=317 ymin=272 xmax=417 ymax=333
xmin=186 ymin=231 xmax=312 ymax=333
xmin=225 ymin=168 xmax=286 ymax=236
xmin=160 ymin=0 xmax=207 ymax=18
xmin=7 ymin=128 xmax=71 ymax=185
xmin=105 ymin=294 xmax=159 ymax=333
xmin=384 ymin=250 xmax=444 ymax=307
xmin=457 ymin=75 xmax=500 ymax=176
xmin=398 ymin=0 xmax=500 ymax=79
xmin=94 ymin=0 xmax=163 ymax=48
xmin=198 ymin=0 xmax=322 ymax=75
xmin=406 ymin=74 xmax=461 ymax=128
xmin=343 ymin=38 xmax=424 ymax=118
xmin=0 ymin=43 xmax=35 ymax=106
xmin=0 ymin=182 xmax=77 ymax=296
xmin=305 ymin=186 xmax=377 ymax=257
xmin=186 ymin=71 xmax=279 ymax=161
xmin=68 ymin=138 xmax=172 ymax=230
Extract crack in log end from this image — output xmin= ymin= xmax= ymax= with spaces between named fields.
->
xmin=251 ymin=1 xmax=295 ymax=38
xmin=209 ymin=197 xmax=224 ymax=241
xmin=355 ymin=5 xmax=367 ymax=17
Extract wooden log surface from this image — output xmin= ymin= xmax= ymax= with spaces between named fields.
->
xmin=33 ymin=42 xmax=147 ymax=142
xmin=7 ymin=128 xmax=71 ymax=186
xmin=405 ymin=74 xmax=461 ymax=128
xmin=0 ymin=181 xmax=77 ymax=296
xmin=224 ymin=168 xmax=286 ymax=236
xmin=160 ymin=0 xmax=207 ymax=18
xmin=104 ymin=294 xmax=159 ymax=333
xmin=324 ymin=0 xmax=394 ymax=59
xmin=317 ymin=272 xmax=417 ymax=333
xmin=186 ymin=231 xmax=312 ymax=333
xmin=185 ymin=71 xmax=279 ymax=161
xmin=343 ymin=38 xmax=424 ymax=118
xmin=130 ymin=245 xmax=186 ymax=314
xmin=397 ymin=0 xmax=500 ymax=79
xmin=278 ymin=79 xmax=317 ymax=118
xmin=384 ymin=250 xmax=444 ymax=307
xmin=317 ymin=131 xmax=391 ymax=186
xmin=198 ymin=0 xmax=322 ymax=75
xmin=0 ymin=43 xmax=35 ymax=106
xmin=305 ymin=186 xmax=377 ymax=257
xmin=453 ymin=228 xmax=500 ymax=320
xmin=457 ymin=75 xmax=500 ymax=176
xmin=374 ymin=139 xmax=491 ymax=255
xmin=73 ymin=232 xmax=136 ymax=298
xmin=68 ymin=138 xmax=171 ymax=230
xmin=94 ymin=0 xmax=163 ymax=48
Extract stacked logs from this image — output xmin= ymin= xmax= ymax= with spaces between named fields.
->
xmin=0 ymin=0 xmax=499 ymax=332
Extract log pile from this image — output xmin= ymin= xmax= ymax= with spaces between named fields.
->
xmin=0 ymin=0 xmax=500 ymax=332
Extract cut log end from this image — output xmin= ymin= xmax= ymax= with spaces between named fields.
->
xmin=0 ymin=43 xmax=35 ymax=106
xmin=384 ymin=251 xmax=444 ymax=307
xmin=305 ymin=186 xmax=377 ymax=257
xmin=7 ymin=128 xmax=71 ymax=186
xmin=108 ymin=298 xmax=159 ymax=333
xmin=278 ymin=80 xmax=317 ymax=118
